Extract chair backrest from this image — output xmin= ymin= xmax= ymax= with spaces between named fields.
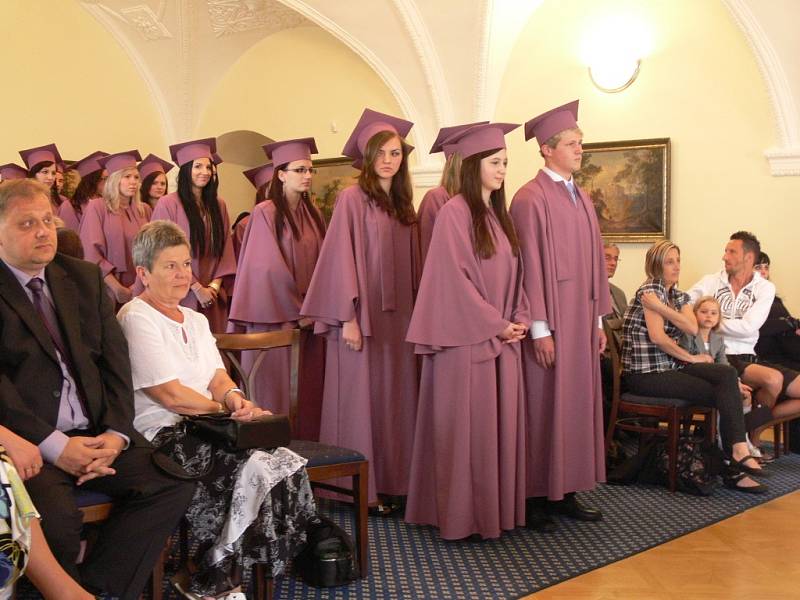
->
xmin=213 ymin=330 xmax=301 ymax=430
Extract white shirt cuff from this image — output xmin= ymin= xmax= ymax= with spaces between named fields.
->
xmin=531 ymin=320 xmax=551 ymax=339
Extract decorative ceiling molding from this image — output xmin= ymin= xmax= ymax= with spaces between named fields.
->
xmin=80 ymin=2 xmax=176 ymax=142
xmin=723 ymin=0 xmax=800 ymax=175
xmin=120 ymin=4 xmax=171 ymax=40
xmin=276 ymin=0 xmax=433 ymax=161
xmin=176 ymin=0 xmax=195 ymax=139
xmin=206 ymin=0 xmax=307 ymax=38
xmin=392 ymin=0 xmax=454 ymax=126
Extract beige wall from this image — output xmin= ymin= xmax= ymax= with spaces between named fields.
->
xmin=496 ymin=0 xmax=800 ymax=311
xmin=2 ymin=1 xmax=167 ymax=165
xmin=197 ymin=26 xmax=403 ymax=219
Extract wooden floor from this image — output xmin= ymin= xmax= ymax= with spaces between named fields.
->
xmin=524 ymin=490 xmax=800 ymax=599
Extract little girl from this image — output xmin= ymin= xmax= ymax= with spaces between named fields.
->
xmin=682 ymin=296 xmax=759 ymax=452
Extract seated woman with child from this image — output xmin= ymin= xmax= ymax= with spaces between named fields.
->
xmin=117 ymin=220 xmax=315 ymax=600
xmin=620 ymin=240 xmax=768 ymax=493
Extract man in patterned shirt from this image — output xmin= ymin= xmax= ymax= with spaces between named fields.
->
xmin=688 ymin=231 xmax=800 ymax=422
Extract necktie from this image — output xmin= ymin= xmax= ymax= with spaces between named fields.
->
xmin=565 ymin=180 xmax=577 ymax=204
xmin=27 ymin=277 xmax=70 ymax=359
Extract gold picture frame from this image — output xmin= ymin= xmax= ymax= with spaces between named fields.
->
xmin=574 ymin=137 xmax=670 ymax=242
xmin=311 ymin=157 xmax=358 ymax=223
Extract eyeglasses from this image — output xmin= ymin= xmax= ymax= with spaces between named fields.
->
xmin=604 ymin=255 xmax=621 ymax=263
xmin=282 ymin=167 xmax=317 ymax=175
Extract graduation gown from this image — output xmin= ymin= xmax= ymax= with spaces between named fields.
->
xmin=228 ymin=200 xmax=325 ymax=440
xmin=151 ymin=192 xmax=237 ymax=333
xmin=79 ymin=197 xmax=151 ymax=288
xmin=418 ymin=185 xmax=450 ymax=265
xmin=510 ymin=170 xmax=611 ymax=500
xmin=405 ymin=195 xmax=530 ymax=540
xmin=300 ymin=185 xmax=420 ymax=503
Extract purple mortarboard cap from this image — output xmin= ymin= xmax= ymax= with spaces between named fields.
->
xmin=138 ymin=153 xmax=173 ymax=179
xmin=19 ymin=143 xmax=63 ymax=170
xmin=524 ymin=100 xmax=580 ymax=144
xmin=0 ymin=163 xmax=29 ymax=181
xmin=97 ymin=150 xmax=142 ymax=174
xmin=55 ymin=162 xmax=65 ymax=173
xmin=243 ymin=163 xmax=275 ymax=189
xmin=72 ymin=151 xmax=109 ymax=177
xmin=211 ymin=153 xmax=224 ymax=166
xmin=169 ymin=137 xmax=217 ymax=167
xmin=430 ymin=121 xmax=490 ymax=155
xmin=447 ymin=122 xmax=520 ymax=160
xmin=262 ymin=137 xmax=318 ymax=167
xmin=342 ymin=108 xmax=414 ymax=161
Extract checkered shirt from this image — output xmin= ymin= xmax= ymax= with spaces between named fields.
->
xmin=621 ymin=279 xmax=692 ymax=373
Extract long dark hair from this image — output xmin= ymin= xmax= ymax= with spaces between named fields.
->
xmin=140 ymin=171 xmax=168 ymax=209
xmin=28 ymin=161 xmax=60 ymax=207
xmin=176 ymin=160 xmax=225 ymax=257
xmin=357 ymin=130 xmax=415 ymax=226
xmin=459 ymin=149 xmax=519 ymax=259
xmin=71 ymin=169 xmax=104 ymax=213
xmin=267 ymin=164 xmax=326 ymax=242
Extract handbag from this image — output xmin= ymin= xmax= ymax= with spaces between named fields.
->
xmin=185 ymin=413 xmax=291 ymax=451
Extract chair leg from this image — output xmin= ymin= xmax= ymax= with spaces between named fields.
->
xmin=354 ymin=462 xmax=369 ymax=577
xmin=774 ymin=424 xmax=783 ymax=458
xmin=785 ymin=421 xmax=792 ymax=455
xmin=667 ymin=410 xmax=679 ymax=492
xmin=253 ymin=564 xmax=273 ymax=600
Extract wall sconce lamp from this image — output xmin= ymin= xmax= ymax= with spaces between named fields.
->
xmin=588 ymin=57 xmax=641 ymax=93
xmin=582 ymin=15 xmax=650 ymax=94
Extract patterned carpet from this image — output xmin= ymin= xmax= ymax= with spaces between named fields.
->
xmin=16 ymin=451 xmax=800 ymax=599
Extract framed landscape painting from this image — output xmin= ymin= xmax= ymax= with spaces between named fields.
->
xmin=311 ymin=157 xmax=358 ymax=223
xmin=574 ymin=137 xmax=670 ymax=242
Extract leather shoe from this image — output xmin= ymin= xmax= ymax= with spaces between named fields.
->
xmin=547 ymin=493 xmax=602 ymax=522
xmin=525 ymin=497 xmax=557 ymax=532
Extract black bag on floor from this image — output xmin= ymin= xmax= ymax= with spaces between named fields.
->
xmin=294 ymin=515 xmax=359 ymax=587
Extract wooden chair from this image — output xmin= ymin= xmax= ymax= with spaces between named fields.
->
xmin=75 ymin=489 xmax=167 ymax=600
xmin=214 ymin=330 xmax=369 ymax=592
xmin=604 ymin=323 xmax=717 ymax=492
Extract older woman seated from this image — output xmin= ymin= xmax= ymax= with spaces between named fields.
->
xmin=621 ymin=240 xmax=768 ymax=494
xmin=117 ymin=220 xmax=315 ymax=600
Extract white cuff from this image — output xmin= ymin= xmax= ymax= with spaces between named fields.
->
xmin=531 ymin=320 xmax=552 ymax=339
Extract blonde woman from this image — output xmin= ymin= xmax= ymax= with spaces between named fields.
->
xmin=79 ymin=150 xmax=151 ymax=305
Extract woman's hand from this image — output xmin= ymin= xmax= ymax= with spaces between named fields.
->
xmin=640 ymin=292 xmax=665 ymax=313
xmin=499 ymin=322 xmax=527 ymax=344
xmin=192 ymin=285 xmax=217 ymax=308
xmin=343 ymin=318 xmax=362 ymax=351
xmin=689 ymin=353 xmax=714 ymax=364
xmin=298 ymin=317 xmax=313 ymax=330
xmin=1 ymin=429 xmax=43 ymax=481
xmin=227 ymin=395 xmax=271 ymax=421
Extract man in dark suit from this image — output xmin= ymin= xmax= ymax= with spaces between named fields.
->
xmin=601 ymin=241 xmax=628 ymax=436
xmin=0 ymin=179 xmax=194 ymax=599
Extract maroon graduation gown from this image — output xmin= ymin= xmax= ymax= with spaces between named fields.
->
xmin=151 ymin=192 xmax=237 ymax=333
xmin=418 ymin=185 xmax=450 ymax=265
xmin=228 ymin=200 xmax=325 ymax=440
xmin=300 ymin=184 xmax=420 ymax=503
xmin=510 ymin=169 xmax=611 ymax=500
xmin=405 ymin=195 xmax=530 ymax=540
xmin=79 ymin=197 xmax=151 ymax=288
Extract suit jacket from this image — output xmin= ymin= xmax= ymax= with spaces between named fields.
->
xmin=0 ymin=253 xmax=146 ymax=447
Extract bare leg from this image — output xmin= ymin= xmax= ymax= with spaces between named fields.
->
xmin=25 ymin=518 xmax=94 ymax=600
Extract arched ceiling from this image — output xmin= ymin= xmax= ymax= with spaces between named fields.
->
xmin=79 ymin=0 xmax=800 ymax=177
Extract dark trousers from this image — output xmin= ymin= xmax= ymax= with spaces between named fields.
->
xmin=25 ymin=445 xmax=195 ymax=600
xmin=623 ymin=363 xmax=746 ymax=453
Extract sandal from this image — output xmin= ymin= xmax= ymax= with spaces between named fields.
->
xmin=731 ymin=454 xmax=771 ymax=477
xmin=723 ymin=472 xmax=769 ymax=494
xmin=369 ymin=503 xmax=399 ymax=517
xmin=171 ymin=571 xmax=202 ymax=600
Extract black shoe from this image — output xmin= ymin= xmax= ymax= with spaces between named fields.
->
xmin=730 ymin=455 xmax=771 ymax=478
xmin=547 ymin=493 xmax=603 ymax=522
xmin=525 ymin=497 xmax=557 ymax=532
xmin=723 ymin=473 xmax=769 ymax=494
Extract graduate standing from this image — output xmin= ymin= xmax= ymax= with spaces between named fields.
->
xmin=229 ymin=139 xmax=326 ymax=440
xmin=510 ymin=100 xmax=611 ymax=531
xmin=418 ymin=121 xmax=488 ymax=263
xmin=152 ymin=138 xmax=237 ymax=333
xmin=405 ymin=123 xmax=530 ymax=540
xmin=79 ymin=150 xmax=151 ymax=306
xmin=301 ymin=109 xmax=420 ymax=508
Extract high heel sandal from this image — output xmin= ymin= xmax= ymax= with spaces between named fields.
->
xmin=731 ymin=454 xmax=771 ymax=477
xmin=723 ymin=471 xmax=769 ymax=494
